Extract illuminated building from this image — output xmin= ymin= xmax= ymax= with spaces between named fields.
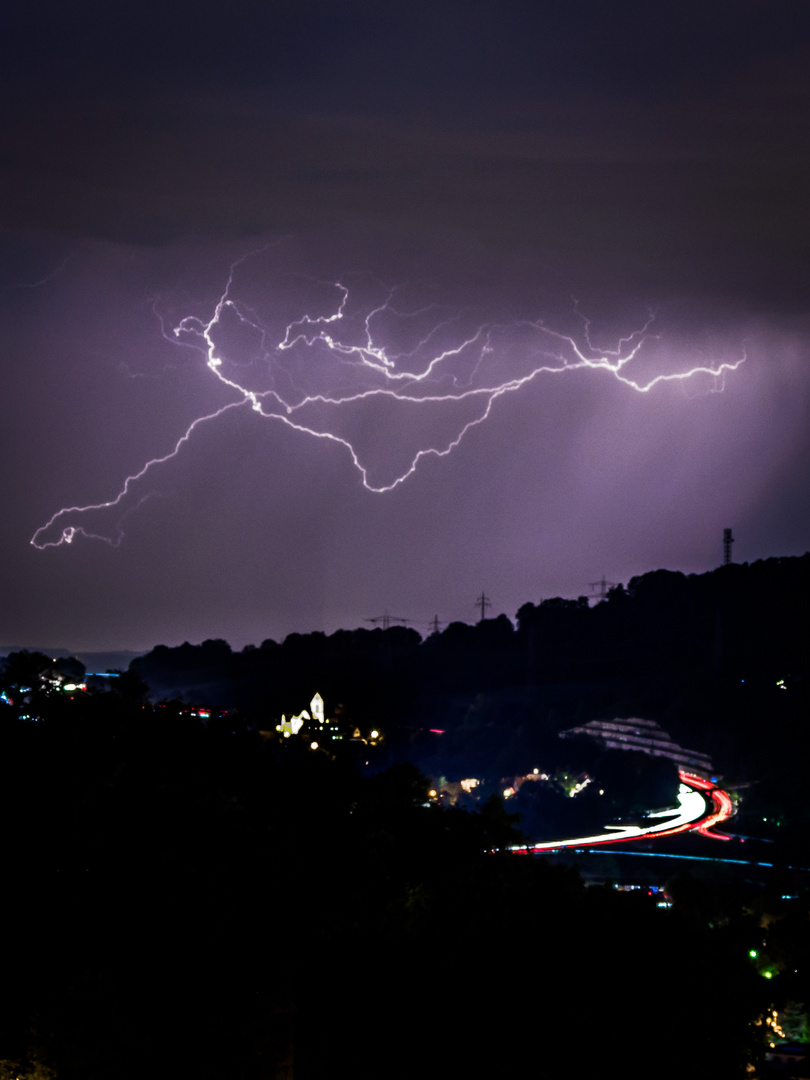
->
xmin=269 ymin=692 xmax=380 ymax=746
xmin=560 ymin=717 xmax=713 ymax=775
xmin=276 ymin=710 xmax=307 ymax=737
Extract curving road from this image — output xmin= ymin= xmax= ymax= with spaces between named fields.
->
xmin=511 ymin=769 xmax=734 ymax=854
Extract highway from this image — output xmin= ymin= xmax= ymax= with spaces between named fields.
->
xmin=511 ymin=769 xmax=735 ymax=854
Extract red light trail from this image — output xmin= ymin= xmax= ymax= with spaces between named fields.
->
xmin=512 ymin=770 xmax=734 ymax=854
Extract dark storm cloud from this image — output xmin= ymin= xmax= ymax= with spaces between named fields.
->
xmin=2 ymin=1 xmax=808 ymax=312
xmin=5 ymin=0 xmax=807 ymax=105
xmin=1 ymin=0 xmax=808 ymax=650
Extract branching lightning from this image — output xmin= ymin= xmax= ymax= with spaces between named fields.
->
xmin=31 ymin=254 xmax=746 ymax=550
xmin=32 ymin=405 xmax=245 ymax=549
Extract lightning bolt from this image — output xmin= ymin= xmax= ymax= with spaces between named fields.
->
xmin=1 ymin=255 xmax=71 ymax=297
xmin=30 ymin=253 xmax=746 ymax=550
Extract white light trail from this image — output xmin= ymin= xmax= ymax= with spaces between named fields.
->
xmin=510 ymin=771 xmax=734 ymax=854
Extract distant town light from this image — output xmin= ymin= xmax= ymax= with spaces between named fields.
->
xmin=569 ymin=776 xmax=592 ymax=798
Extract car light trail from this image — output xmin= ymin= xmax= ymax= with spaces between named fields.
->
xmin=695 ymin=787 xmax=735 ymax=839
xmin=595 ymin=850 xmax=775 ymax=868
xmin=511 ymin=770 xmax=734 ymax=854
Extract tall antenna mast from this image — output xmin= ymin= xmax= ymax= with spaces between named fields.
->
xmin=723 ymin=528 xmax=734 ymax=566
xmin=475 ymin=592 xmax=491 ymax=622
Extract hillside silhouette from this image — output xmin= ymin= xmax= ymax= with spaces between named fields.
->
xmin=130 ymin=554 xmax=808 ymax=787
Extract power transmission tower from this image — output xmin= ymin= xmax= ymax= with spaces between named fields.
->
xmin=365 ymin=612 xmax=410 ymax=630
xmin=428 ymin=615 xmax=443 ymax=635
xmin=723 ymin=528 xmax=734 ymax=566
xmin=589 ymin=576 xmax=617 ymax=601
xmin=475 ymin=592 xmax=491 ymax=622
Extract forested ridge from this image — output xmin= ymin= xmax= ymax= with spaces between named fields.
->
xmin=131 ymin=554 xmax=809 ymax=807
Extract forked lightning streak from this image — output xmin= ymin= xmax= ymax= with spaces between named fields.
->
xmin=31 ymin=259 xmax=745 ymax=550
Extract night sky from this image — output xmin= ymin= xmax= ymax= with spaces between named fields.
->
xmin=1 ymin=1 xmax=808 ymax=652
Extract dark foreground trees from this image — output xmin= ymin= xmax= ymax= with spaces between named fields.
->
xmin=0 ymin=691 xmax=769 ymax=1080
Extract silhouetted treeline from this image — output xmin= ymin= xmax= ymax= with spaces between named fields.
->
xmin=129 ymin=554 xmax=809 ymax=798
xmin=133 ymin=555 xmax=808 ymax=697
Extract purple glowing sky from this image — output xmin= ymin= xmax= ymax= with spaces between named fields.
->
xmin=1 ymin=1 xmax=808 ymax=651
